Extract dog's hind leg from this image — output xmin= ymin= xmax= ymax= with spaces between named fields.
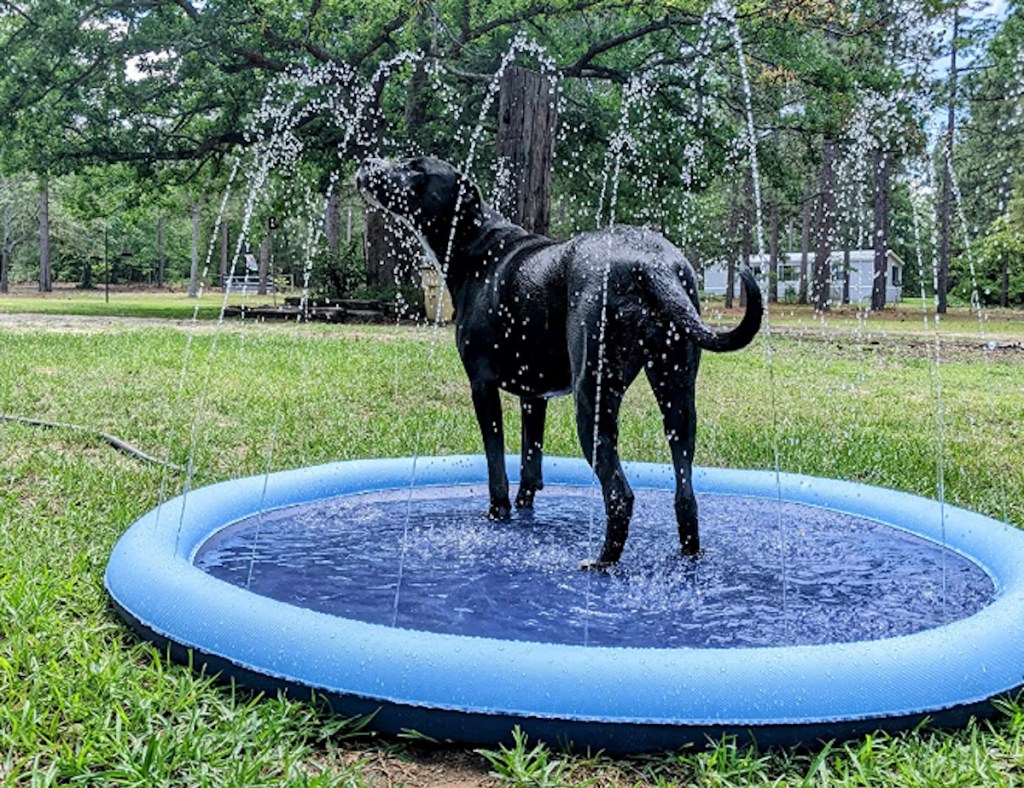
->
xmin=575 ymin=382 xmax=634 ymax=568
xmin=515 ymin=396 xmax=547 ymax=509
xmin=471 ymin=382 xmax=512 ymax=520
xmin=645 ymin=349 xmax=701 ymax=555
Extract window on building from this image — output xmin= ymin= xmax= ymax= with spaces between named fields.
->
xmin=891 ymin=265 xmax=901 ymax=286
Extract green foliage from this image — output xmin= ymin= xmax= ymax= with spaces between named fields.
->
xmin=889 ymin=181 xmax=929 ymax=298
xmin=0 ymin=0 xmax=939 ymax=248
xmin=952 ymin=213 xmax=1024 ymax=306
xmin=0 ymin=0 xmax=1012 ymax=314
xmin=0 ymin=1 xmax=980 ymax=307
xmin=0 ymin=177 xmax=38 ymax=285
xmin=951 ymin=0 xmax=1024 ymax=305
xmin=31 ymin=170 xmax=198 ymax=287
xmin=310 ymin=241 xmax=366 ymax=301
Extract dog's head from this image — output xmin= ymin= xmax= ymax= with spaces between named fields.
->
xmin=356 ymin=156 xmax=483 ymax=255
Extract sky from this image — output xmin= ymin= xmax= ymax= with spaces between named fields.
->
xmin=982 ymin=0 xmax=1008 ymax=16
xmin=932 ymin=0 xmax=1011 ymax=79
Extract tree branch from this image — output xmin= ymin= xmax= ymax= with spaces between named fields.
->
xmin=171 ymin=0 xmax=198 ymax=22
xmin=466 ymin=0 xmax=610 ymax=43
xmin=222 ymin=49 xmax=291 ymax=73
xmin=0 ymin=0 xmax=37 ymax=26
xmin=351 ymin=12 xmax=410 ymax=68
xmin=561 ymin=15 xmax=699 ymax=77
xmin=69 ymin=130 xmax=247 ymax=164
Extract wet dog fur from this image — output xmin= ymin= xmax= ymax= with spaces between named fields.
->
xmin=358 ymin=156 xmax=762 ymax=567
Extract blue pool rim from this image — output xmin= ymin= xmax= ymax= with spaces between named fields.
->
xmin=105 ymin=456 xmax=1024 ymax=752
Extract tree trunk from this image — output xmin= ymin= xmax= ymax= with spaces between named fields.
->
xmin=998 ymin=177 xmax=1012 ymax=308
xmin=82 ymin=252 xmax=93 ymax=289
xmin=2 ymin=203 xmax=12 ymax=294
xmin=39 ymin=178 xmax=52 ymax=292
xmin=188 ymin=203 xmax=200 ymax=298
xmin=799 ymin=195 xmax=811 ymax=305
xmin=724 ymin=260 xmax=736 ymax=309
xmin=937 ymin=162 xmax=952 ymax=314
xmin=843 ymin=246 xmax=851 ymax=305
xmin=1001 ymin=247 xmax=1009 ymax=308
xmin=219 ymin=218 xmax=228 ymax=287
xmin=937 ymin=7 xmax=958 ymax=315
xmin=768 ymin=202 xmax=779 ymax=304
xmin=157 ymin=216 xmax=166 ymax=288
xmin=403 ymin=7 xmax=431 ymax=147
xmin=496 ymin=66 xmax=557 ymax=234
xmin=459 ymin=0 xmax=470 ymax=40
xmin=325 ymin=192 xmax=341 ymax=260
xmin=871 ymin=149 xmax=890 ymax=311
xmin=812 ymin=140 xmax=836 ymax=313
xmin=404 ymin=60 xmax=429 ymax=135
xmin=363 ymin=207 xmax=421 ymax=294
xmin=740 ymin=170 xmax=753 ymax=309
xmin=258 ymin=234 xmax=270 ymax=295
xmin=725 ymin=185 xmax=740 ymax=310
xmin=841 ymin=208 xmax=854 ymax=305
xmin=364 ymin=208 xmax=387 ymax=288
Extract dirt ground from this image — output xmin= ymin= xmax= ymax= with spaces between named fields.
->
xmin=336 ymin=746 xmax=496 ymax=788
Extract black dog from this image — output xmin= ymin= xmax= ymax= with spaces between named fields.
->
xmin=357 ymin=156 xmax=762 ymax=567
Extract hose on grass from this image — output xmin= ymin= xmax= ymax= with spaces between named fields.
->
xmin=0 ymin=414 xmax=185 ymax=472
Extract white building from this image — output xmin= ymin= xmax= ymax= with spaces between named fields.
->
xmin=702 ymin=250 xmax=904 ymax=305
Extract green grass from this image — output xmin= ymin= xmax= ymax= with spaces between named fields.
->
xmin=0 ymin=286 xmax=258 ymax=321
xmin=2 ymin=311 xmax=1024 ymax=785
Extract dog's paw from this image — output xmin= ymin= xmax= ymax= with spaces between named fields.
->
xmin=677 ymin=523 xmax=700 ymax=556
xmin=488 ymin=500 xmax=512 ymax=520
xmin=515 ymin=480 xmax=543 ymax=509
xmin=678 ymin=537 xmax=701 ymax=557
xmin=514 ymin=487 xmax=536 ymax=509
xmin=579 ymin=557 xmax=615 ymax=572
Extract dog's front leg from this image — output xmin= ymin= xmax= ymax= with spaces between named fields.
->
xmin=471 ymin=382 xmax=511 ymax=520
xmin=515 ymin=397 xmax=547 ymax=509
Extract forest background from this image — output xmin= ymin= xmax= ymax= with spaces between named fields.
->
xmin=0 ymin=0 xmax=1021 ymax=314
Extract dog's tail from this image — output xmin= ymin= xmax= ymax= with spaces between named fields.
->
xmin=640 ymin=266 xmax=763 ymax=352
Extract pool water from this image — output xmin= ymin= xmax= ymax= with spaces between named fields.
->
xmin=195 ymin=484 xmax=993 ymax=649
